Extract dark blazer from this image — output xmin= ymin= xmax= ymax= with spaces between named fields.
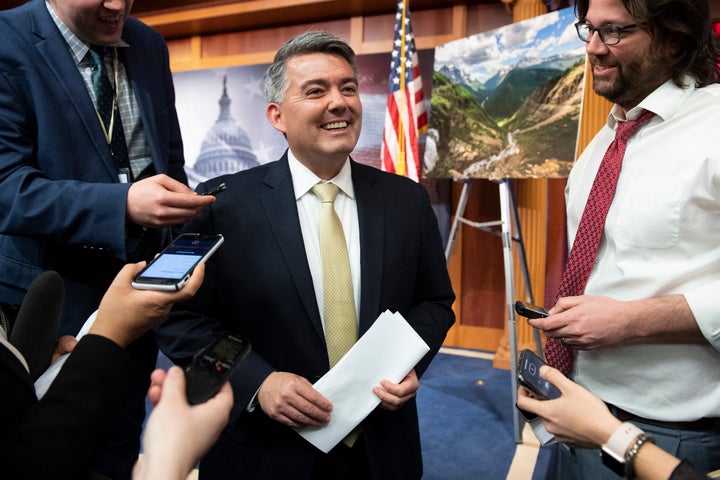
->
xmin=0 ymin=0 xmax=186 ymax=329
xmin=0 ymin=335 xmax=143 ymax=479
xmin=156 ymin=154 xmax=456 ymax=479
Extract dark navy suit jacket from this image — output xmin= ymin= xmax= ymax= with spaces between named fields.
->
xmin=157 ymin=154 xmax=456 ymax=479
xmin=0 ymin=334 xmax=143 ymax=478
xmin=0 ymin=0 xmax=186 ymax=330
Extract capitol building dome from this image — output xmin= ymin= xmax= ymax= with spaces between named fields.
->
xmin=192 ymin=76 xmax=259 ymax=180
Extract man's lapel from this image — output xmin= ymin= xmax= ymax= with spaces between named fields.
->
xmin=352 ymin=162 xmax=385 ymax=335
xmin=261 ymin=155 xmax=324 ymax=339
xmin=30 ymin=1 xmax=118 ymax=180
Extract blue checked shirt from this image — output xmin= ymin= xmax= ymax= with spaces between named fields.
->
xmin=46 ymin=1 xmax=152 ymax=180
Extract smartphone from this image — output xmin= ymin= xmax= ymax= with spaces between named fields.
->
xmin=514 ymin=301 xmax=549 ymax=319
xmin=185 ymin=332 xmax=251 ymax=405
xmin=131 ymin=233 xmax=224 ymax=291
xmin=201 ymin=182 xmax=227 ymax=196
xmin=517 ymin=349 xmax=561 ymax=400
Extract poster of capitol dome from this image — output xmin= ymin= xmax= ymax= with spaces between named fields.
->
xmin=172 ymin=52 xmax=434 ymax=189
xmin=424 ymin=7 xmax=586 ymax=180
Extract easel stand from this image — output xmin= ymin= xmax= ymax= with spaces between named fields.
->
xmin=445 ymin=178 xmax=542 ymax=443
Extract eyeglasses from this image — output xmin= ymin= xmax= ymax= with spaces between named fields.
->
xmin=575 ymin=22 xmax=638 ymax=46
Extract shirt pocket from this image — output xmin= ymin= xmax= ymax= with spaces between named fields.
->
xmin=613 ymin=178 xmax=681 ymax=248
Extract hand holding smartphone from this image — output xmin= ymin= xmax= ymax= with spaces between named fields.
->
xmin=517 ymin=349 xmax=561 ymax=445
xmin=517 ymin=349 xmax=561 ymax=400
xmin=131 ymin=233 xmax=224 ymax=291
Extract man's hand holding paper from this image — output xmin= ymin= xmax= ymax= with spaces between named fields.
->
xmin=374 ymin=368 xmax=420 ymax=411
xmin=295 ymin=310 xmax=430 ymax=453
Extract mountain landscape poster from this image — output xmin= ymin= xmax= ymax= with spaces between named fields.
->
xmin=424 ymin=7 xmax=586 ymax=179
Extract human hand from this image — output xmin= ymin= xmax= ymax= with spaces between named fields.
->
xmin=516 ymin=365 xmax=619 ymax=448
xmin=126 ymin=174 xmax=215 ymax=228
xmin=527 ymin=295 xmax=633 ymax=350
xmin=133 ymin=366 xmax=232 ymax=480
xmin=373 ymin=368 xmax=419 ymax=411
xmin=89 ymin=262 xmax=204 ymax=348
xmin=257 ymin=371 xmax=332 ymax=428
xmin=50 ymin=335 xmax=77 ymax=363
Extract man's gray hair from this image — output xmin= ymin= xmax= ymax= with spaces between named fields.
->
xmin=263 ymin=31 xmax=359 ymax=104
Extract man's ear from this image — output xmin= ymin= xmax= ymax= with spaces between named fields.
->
xmin=266 ymin=103 xmax=286 ymax=134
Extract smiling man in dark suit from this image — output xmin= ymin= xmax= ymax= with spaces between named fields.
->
xmin=0 ymin=0 xmax=214 ymax=477
xmin=156 ymin=31 xmax=456 ymax=479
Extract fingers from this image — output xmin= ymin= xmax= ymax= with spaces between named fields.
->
xmin=206 ymin=381 xmax=234 ymax=412
xmin=258 ymin=372 xmax=332 ymax=428
xmin=176 ymin=262 xmax=205 ymax=300
xmin=127 ymin=175 xmax=215 ymax=228
xmin=374 ymin=370 xmax=419 ymax=411
xmin=51 ymin=335 xmax=78 ymax=363
xmin=516 ymin=385 xmax=542 ymax=413
xmin=151 ymin=174 xmax=194 ymax=194
xmin=162 ymin=366 xmax=187 ymax=397
xmin=147 ymin=368 xmax=168 ymax=406
xmin=538 ymin=365 xmax=570 ymax=396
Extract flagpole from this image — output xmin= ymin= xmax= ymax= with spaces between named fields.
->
xmin=397 ymin=0 xmax=408 ymax=176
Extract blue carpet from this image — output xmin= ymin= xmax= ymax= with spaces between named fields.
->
xmin=418 ymin=351 xmax=518 ymax=479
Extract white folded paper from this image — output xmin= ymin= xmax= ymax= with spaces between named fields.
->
xmin=34 ymin=310 xmax=98 ymax=399
xmin=295 ymin=310 xmax=429 ymax=452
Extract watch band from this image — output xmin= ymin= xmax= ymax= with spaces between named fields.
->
xmin=603 ymin=422 xmax=645 ymax=463
xmin=601 ymin=422 xmax=644 ymax=476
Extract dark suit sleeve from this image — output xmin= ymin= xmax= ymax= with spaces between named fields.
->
xmin=0 ymin=334 xmax=144 ymax=479
xmin=160 ymin=39 xmax=187 ymax=185
xmin=401 ymin=182 xmax=456 ymax=377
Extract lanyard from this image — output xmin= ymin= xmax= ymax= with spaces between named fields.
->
xmin=93 ymin=47 xmax=120 ymax=145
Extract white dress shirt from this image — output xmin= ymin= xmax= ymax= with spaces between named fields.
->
xmin=566 ymin=76 xmax=720 ymax=420
xmin=288 ymin=151 xmax=362 ymax=330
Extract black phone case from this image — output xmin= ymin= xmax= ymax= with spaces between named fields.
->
xmin=517 ymin=349 xmax=561 ymax=400
xmin=514 ymin=301 xmax=549 ymax=319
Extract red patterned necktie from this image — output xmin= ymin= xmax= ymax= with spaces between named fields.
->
xmin=545 ymin=110 xmax=655 ymax=375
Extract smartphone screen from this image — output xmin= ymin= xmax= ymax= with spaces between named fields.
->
xmin=131 ymin=233 xmax=224 ymax=291
xmin=517 ymin=349 xmax=561 ymax=400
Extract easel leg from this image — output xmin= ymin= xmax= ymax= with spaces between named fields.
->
xmin=446 ymin=178 xmax=545 ymax=443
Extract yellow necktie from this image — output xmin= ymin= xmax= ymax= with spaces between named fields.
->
xmin=312 ymin=182 xmax=358 ymax=367
xmin=312 ymin=182 xmax=361 ymax=448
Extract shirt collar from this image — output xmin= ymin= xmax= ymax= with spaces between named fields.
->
xmin=608 ymin=75 xmax=695 ymax=127
xmin=287 ymin=150 xmax=355 ymax=201
xmin=45 ymin=1 xmax=129 ymax=66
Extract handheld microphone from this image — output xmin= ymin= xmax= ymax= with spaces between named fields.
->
xmin=10 ymin=270 xmax=65 ymax=380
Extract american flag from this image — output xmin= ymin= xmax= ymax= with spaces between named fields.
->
xmin=380 ymin=0 xmax=427 ymax=182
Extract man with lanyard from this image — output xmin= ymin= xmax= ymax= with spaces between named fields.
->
xmin=0 ymin=0 xmax=214 ymax=477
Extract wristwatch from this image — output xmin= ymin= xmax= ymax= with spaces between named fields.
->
xmin=601 ymin=422 xmax=644 ymax=476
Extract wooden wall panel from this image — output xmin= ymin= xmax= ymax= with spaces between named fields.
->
xmin=201 ymin=20 xmax=351 ymax=57
xmin=460 ymin=180 xmax=506 ymax=331
xmin=467 ymin=4 xmax=513 ymax=35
